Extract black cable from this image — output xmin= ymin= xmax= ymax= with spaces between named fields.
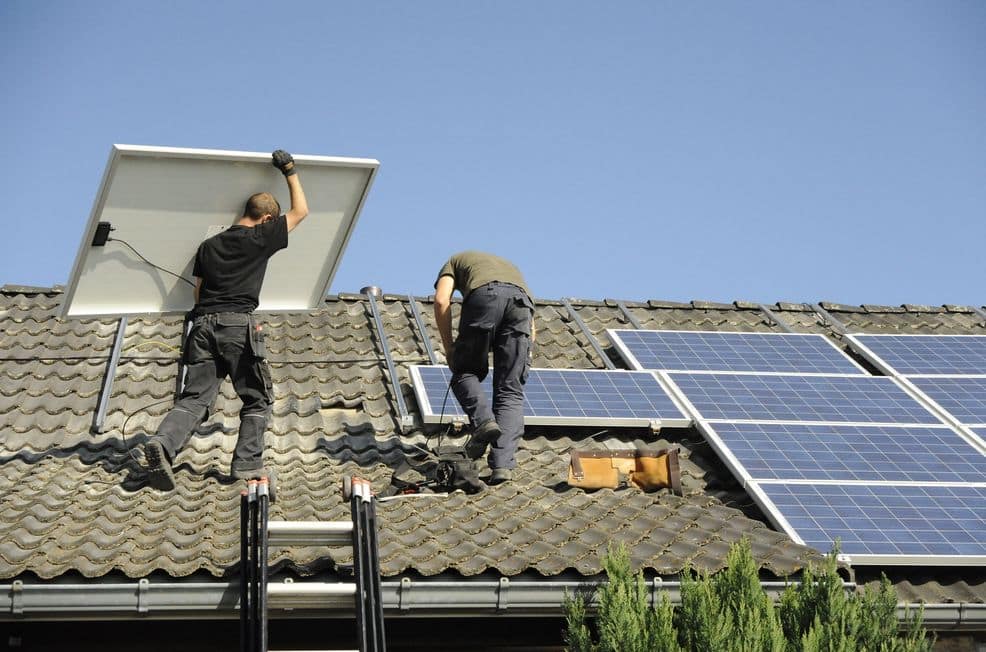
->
xmin=109 ymin=237 xmax=195 ymax=287
xmin=121 ymin=397 xmax=177 ymax=465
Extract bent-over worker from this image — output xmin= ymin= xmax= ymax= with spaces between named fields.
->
xmin=433 ymin=251 xmax=535 ymax=485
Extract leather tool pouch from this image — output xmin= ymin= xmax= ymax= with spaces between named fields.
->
xmin=568 ymin=447 xmax=681 ymax=495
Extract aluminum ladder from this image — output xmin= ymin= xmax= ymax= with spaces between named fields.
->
xmin=240 ymin=476 xmax=387 ymax=652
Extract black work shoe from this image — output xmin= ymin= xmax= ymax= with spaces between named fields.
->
xmin=488 ymin=468 xmax=513 ymax=485
xmin=144 ymin=440 xmax=176 ymax=491
xmin=464 ymin=420 xmax=501 ymax=460
xmin=233 ymin=467 xmax=277 ymax=504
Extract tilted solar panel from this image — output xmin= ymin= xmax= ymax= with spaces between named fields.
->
xmin=754 ymin=482 xmax=986 ymax=562
xmin=707 ymin=422 xmax=986 ymax=483
xmin=608 ymin=329 xmax=865 ymax=375
xmin=847 ymin=334 xmax=986 ymax=376
xmin=910 ymin=377 xmax=986 ymax=426
xmin=665 ymin=373 xmax=942 ymax=424
xmin=410 ymin=365 xmax=690 ymax=427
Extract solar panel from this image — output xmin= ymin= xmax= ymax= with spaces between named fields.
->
xmin=608 ymin=330 xmax=865 ymax=375
xmin=847 ymin=334 xmax=986 ymax=376
xmin=665 ymin=373 xmax=942 ymax=424
xmin=62 ymin=145 xmax=379 ymax=317
xmin=910 ymin=377 xmax=986 ymax=426
xmin=707 ymin=422 xmax=986 ymax=483
xmin=754 ymin=482 xmax=986 ymax=562
xmin=410 ymin=366 xmax=690 ymax=427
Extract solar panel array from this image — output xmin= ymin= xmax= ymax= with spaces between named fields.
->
xmin=608 ymin=329 xmax=865 ymax=375
xmin=409 ymin=365 xmax=689 ymax=427
xmin=656 ymin=332 xmax=986 ymax=565
xmin=409 ymin=329 xmax=986 ymax=564
xmin=847 ymin=334 xmax=986 ymax=434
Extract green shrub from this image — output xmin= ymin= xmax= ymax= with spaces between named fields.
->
xmin=563 ymin=540 xmax=932 ymax=652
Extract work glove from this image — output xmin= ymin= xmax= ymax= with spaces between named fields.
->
xmin=272 ymin=149 xmax=296 ymax=176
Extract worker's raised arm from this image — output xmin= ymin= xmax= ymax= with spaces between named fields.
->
xmin=272 ymin=149 xmax=309 ymax=232
xmin=433 ymin=275 xmax=455 ymax=360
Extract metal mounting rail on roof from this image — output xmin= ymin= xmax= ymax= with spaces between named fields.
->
xmin=615 ymin=301 xmax=644 ymax=329
xmin=90 ymin=316 xmax=128 ymax=434
xmin=969 ymin=306 xmax=986 ymax=329
xmin=561 ymin=299 xmax=616 ymax=369
xmin=363 ymin=288 xmax=413 ymax=431
xmin=808 ymin=303 xmax=849 ymax=335
xmin=758 ymin=304 xmax=795 ymax=334
xmin=406 ymin=295 xmax=438 ymax=365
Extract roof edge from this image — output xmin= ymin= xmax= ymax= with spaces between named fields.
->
xmin=2 ymin=579 xmax=980 ymax=629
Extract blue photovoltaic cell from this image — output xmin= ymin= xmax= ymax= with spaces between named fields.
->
xmin=413 ymin=366 xmax=687 ymax=423
xmin=667 ymin=373 xmax=941 ymax=424
xmin=610 ymin=330 xmax=863 ymax=374
xmin=911 ymin=377 xmax=986 ymax=426
xmin=710 ymin=423 xmax=986 ymax=483
xmin=852 ymin=335 xmax=986 ymax=376
xmin=758 ymin=483 xmax=986 ymax=557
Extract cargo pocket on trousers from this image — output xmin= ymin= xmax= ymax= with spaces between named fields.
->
xmin=452 ymin=326 xmax=492 ymax=376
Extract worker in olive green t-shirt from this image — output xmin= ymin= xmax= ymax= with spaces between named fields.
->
xmin=434 ymin=251 xmax=535 ymax=485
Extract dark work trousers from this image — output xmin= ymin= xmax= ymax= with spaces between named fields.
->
xmin=450 ymin=282 xmax=533 ymax=470
xmin=152 ymin=312 xmax=273 ymax=474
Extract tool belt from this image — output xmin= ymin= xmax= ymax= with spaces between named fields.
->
xmin=568 ymin=447 xmax=682 ymax=494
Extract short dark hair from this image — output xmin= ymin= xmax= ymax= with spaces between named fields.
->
xmin=243 ymin=192 xmax=280 ymax=220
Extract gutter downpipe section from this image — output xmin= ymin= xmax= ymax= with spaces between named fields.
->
xmin=4 ymin=579 xmax=978 ymax=629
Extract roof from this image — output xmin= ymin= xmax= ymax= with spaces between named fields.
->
xmin=1 ymin=285 xmax=984 ymax=609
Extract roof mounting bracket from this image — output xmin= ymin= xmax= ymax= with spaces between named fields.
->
xmin=562 ymin=298 xmax=616 ymax=369
xmin=399 ymin=577 xmax=412 ymax=611
xmin=969 ymin=306 xmax=986 ymax=329
xmin=616 ymin=301 xmax=644 ymax=329
xmin=496 ymin=577 xmax=509 ymax=611
xmin=757 ymin=304 xmax=796 ymax=333
xmin=91 ymin=315 xmax=128 ymax=434
xmin=407 ymin=295 xmax=438 ymax=364
xmin=363 ymin=289 xmax=412 ymax=432
xmin=10 ymin=580 xmax=23 ymax=615
xmin=137 ymin=578 xmax=150 ymax=614
xmin=807 ymin=303 xmax=849 ymax=336
xmin=648 ymin=419 xmax=662 ymax=434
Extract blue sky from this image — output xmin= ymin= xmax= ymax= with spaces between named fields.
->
xmin=2 ymin=1 xmax=984 ymax=306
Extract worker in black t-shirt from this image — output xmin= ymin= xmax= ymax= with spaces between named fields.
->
xmin=142 ymin=150 xmax=308 ymax=499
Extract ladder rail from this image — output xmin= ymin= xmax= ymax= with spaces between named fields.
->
xmin=243 ymin=476 xmax=385 ymax=652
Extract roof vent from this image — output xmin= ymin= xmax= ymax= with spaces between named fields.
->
xmin=360 ymin=286 xmax=383 ymax=298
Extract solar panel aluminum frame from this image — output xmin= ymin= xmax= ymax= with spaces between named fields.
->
xmin=607 ymin=329 xmax=869 ymax=376
xmin=62 ymin=145 xmax=379 ymax=317
xmin=746 ymin=480 xmax=986 ymax=567
xmin=844 ymin=333 xmax=986 ymax=379
xmin=659 ymin=371 xmax=948 ymax=428
xmin=409 ymin=365 xmax=692 ymax=428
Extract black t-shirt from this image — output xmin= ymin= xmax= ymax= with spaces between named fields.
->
xmin=192 ymin=215 xmax=289 ymax=315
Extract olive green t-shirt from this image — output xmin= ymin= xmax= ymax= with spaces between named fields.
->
xmin=435 ymin=251 xmax=531 ymax=300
